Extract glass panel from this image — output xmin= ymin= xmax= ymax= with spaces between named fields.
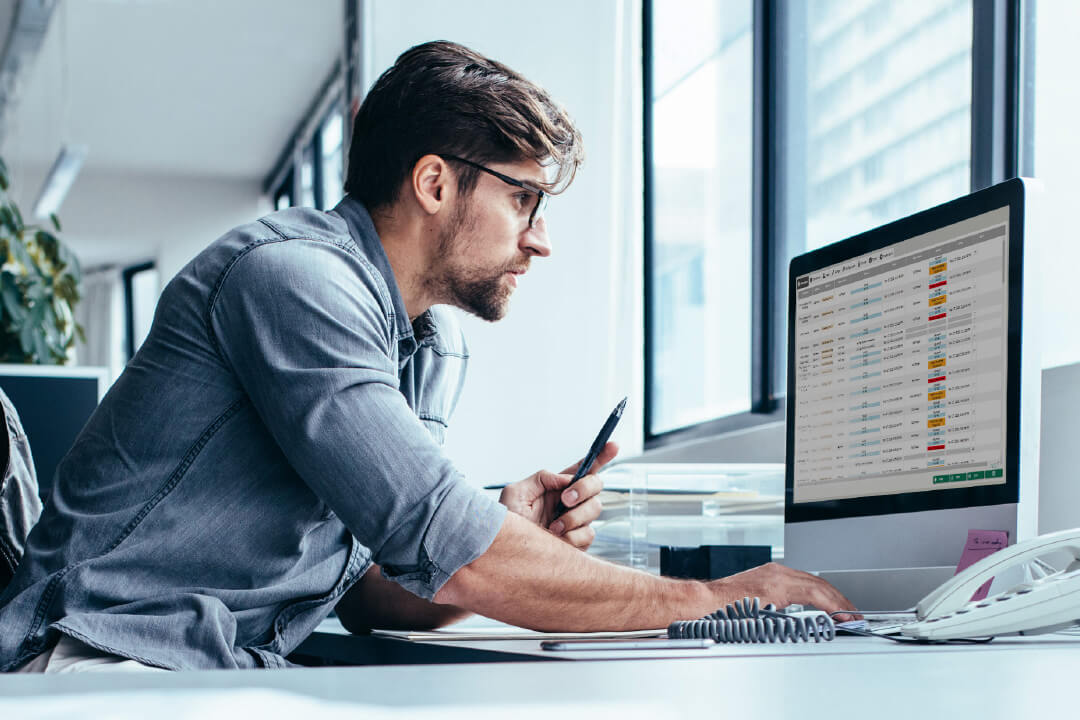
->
xmin=1032 ymin=2 xmax=1080 ymax=368
xmin=130 ymin=267 xmax=160 ymax=358
xmin=274 ymin=171 xmax=294 ymax=210
xmin=299 ymin=145 xmax=316 ymax=208
xmin=649 ymin=0 xmax=754 ymax=436
xmin=320 ymin=103 xmax=345 ymax=210
xmin=776 ymin=0 xmax=973 ymax=394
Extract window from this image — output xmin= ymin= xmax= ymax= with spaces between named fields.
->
xmin=274 ymin=170 xmax=293 ymax=211
xmin=1031 ymin=0 xmax=1080 ymax=369
xmin=320 ymin=102 xmax=346 ymax=210
xmin=299 ymin=145 xmax=317 ymax=208
xmin=263 ymin=63 xmax=347 ymax=213
xmin=789 ymin=0 xmax=972 ymax=255
xmin=122 ymin=262 xmax=159 ymax=361
xmin=646 ymin=0 xmax=754 ymax=437
xmin=645 ymin=0 xmax=1024 ymax=448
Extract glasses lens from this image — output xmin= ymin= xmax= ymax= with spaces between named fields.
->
xmin=530 ymin=192 xmax=548 ymax=228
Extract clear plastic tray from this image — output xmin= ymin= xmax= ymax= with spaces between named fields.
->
xmin=590 ymin=463 xmax=784 ymax=573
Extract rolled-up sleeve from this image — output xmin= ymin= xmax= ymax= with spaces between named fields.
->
xmin=208 ymin=238 xmax=506 ymax=599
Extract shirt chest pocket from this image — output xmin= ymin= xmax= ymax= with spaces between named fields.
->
xmin=400 ymin=346 xmax=468 ymax=447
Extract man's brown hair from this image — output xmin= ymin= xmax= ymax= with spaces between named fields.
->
xmin=344 ymin=41 xmax=584 ymax=210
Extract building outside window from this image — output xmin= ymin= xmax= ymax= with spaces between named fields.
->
xmin=320 ymin=103 xmax=345 ymax=210
xmin=648 ymin=0 xmax=754 ymax=436
xmin=647 ymin=0 xmax=974 ymax=442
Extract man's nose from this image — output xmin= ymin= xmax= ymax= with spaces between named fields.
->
xmin=522 ymin=217 xmax=551 ymax=257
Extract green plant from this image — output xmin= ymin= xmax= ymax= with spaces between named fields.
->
xmin=0 ymin=156 xmax=83 ymax=364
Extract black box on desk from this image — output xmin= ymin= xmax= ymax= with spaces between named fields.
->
xmin=660 ymin=545 xmax=771 ymax=581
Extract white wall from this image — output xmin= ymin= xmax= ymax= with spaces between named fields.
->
xmin=1033 ymin=1 xmax=1080 ymax=371
xmin=363 ymin=0 xmax=645 ymax=486
xmin=0 ymin=162 xmax=267 ymax=280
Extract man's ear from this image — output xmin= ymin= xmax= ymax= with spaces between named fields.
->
xmin=411 ymin=154 xmax=450 ymax=216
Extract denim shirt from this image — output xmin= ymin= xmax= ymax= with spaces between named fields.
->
xmin=0 ymin=389 xmax=41 ymax=591
xmin=0 ymin=196 xmax=506 ymax=671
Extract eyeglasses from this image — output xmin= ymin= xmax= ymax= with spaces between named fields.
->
xmin=443 ymin=155 xmax=548 ymax=229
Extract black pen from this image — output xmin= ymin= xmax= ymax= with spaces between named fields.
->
xmin=552 ymin=397 xmax=627 ymax=520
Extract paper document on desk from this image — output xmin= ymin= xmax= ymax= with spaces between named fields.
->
xmin=373 ymin=628 xmax=666 ymax=642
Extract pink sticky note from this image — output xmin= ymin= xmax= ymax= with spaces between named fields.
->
xmin=955 ymin=529 xmax=1009 ymax=601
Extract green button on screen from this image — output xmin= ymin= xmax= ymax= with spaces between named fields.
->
xmin=967 ymin=471 xmax=985 ymax=480
xmin=950 ymin=473 xmax=966 ymax=482
xmin=986 ymin=468 xmax=1003 ymax=478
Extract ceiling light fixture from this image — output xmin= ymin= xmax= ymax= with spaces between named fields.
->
xmin=33 ymin=0 xmax=85 ymax=219
xmin=32 ymin=142 xmax=86 ymax=219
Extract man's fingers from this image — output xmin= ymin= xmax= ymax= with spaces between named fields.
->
xmin=559 ymin=474 xmax=603 ymax=508
xmin=550 ymin=496 xmax=603 ymax=537
xmin=560 ymin=525 xmax=596 ymax=550
xmin=717 ymin=563 xmax=860 ymax=620
xmin=560 ymin=441 xmax=619 ymax=476
xmin=786 ymin=566 xmax=859 ymax=619
xmin=592 ymin=441 xmax=619 ymax=471
xmin=536 ymin=470 xmax=573 ymax=493
xmin=810 ymin=582 xmax=859 ymax=621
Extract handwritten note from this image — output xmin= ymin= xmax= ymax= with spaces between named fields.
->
xmin=955 ymin=529 xmax=1009 ymax=601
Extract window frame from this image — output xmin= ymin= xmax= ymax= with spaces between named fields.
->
xmin=273 ymin=169 xmax=294 ymax=210
xmin=316 ymin=96 xmax=347 ymax=210
xmin=122 ymin=260 xmax=157 ymax=361
xmin=642 ymin=0 xmax=1032 ymax=450
xmin=263 ymin=61 xmax=346 ymax=211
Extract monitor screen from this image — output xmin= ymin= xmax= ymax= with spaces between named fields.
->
xmin=792 ymin=207 xmax=1010 ymax=504
xmin=0 ymin=367 xmax=104 ymax=501
xmin=786 ymin=180 xmax=1025 ymax=525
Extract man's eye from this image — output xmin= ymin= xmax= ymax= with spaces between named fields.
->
xmin=514 ymin=192 xmax=531 ymax=209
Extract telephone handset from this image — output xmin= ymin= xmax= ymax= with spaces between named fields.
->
xmin=902 ymin=527 xmax=1080 ymax=640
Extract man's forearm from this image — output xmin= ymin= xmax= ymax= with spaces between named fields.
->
xmin=434 ymin=512 xmax=718 ymax=631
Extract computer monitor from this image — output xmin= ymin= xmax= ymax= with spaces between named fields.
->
xmin=783 ymin=178 xmax=1043 ymax=610
xmin=0 ymin=364 xmax=107 ymax=502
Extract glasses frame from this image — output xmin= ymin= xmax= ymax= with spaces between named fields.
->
xmin=443 ymin=155 xmax=548 ymax=228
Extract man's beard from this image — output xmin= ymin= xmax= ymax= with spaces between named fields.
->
xmin=427 ymin=205 xmax=525 ymax=323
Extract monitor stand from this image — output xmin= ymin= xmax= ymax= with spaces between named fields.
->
xmin=815 ymin=566 xmax=955 ymax=613
xmin=784 ymin=502 xmax=1031 ymax=614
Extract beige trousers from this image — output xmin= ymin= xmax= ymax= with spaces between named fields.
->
xmin=16 ymin=634 xmax=166 ymax=673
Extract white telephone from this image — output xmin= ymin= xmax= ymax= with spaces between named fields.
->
xmin=902 ymin=527 xmax=1080 ymax=640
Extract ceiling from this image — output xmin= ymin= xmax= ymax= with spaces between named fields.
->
xmin=1 ymin=0 xmax=343 ymax=180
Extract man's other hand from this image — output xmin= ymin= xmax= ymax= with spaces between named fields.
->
xmin=707 ymin=562 xmax=860 ymax=621
xmin=498 ymin=441 xmax=618 ymax=551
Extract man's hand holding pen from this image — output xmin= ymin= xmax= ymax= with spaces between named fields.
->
xmin=498 ymin=441 xmax=618 ymax=551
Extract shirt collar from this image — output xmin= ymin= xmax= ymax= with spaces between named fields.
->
xmin=331 ymin=195 xmax=439 ymax=349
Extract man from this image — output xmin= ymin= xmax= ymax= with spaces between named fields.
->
xmin=0 ymin=41 xmax=851 ymax=672
xmin=0 ymin=388 xmax=40 ymax=594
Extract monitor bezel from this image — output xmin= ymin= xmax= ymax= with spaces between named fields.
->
xmin=785 ymin=179 xmax=1024 ymax=524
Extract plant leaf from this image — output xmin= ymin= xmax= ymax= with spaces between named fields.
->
xmin=26 ymin=280 xmax=46 ymax=306
xmin=54 ymin=274 xmax=78 ymax=304
xmin=1 ymin=273 xmax=27 ymax=322
xmin=0 ymin=207 xmax=14 ymax=235
xmin=0 ymin=159 xmax=82 ymax=363
xmin=18 ymin=318 xmax=34 ymax=355
xmin=8 ymin=233 xmax=30 ymax=266
xmin=36 ymin=231 xmax=60 ymax=265
xmin=32 ymin=327 xmax=52 ymax=364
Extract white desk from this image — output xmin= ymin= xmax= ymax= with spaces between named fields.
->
xmin=0 ymin=639 xmax=1075 ymax=716
xmin=1 ymin=635 xmax=1077 ymax=719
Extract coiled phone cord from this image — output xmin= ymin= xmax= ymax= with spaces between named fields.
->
xmin=668 ymin=597 xmax=836 ymax=643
